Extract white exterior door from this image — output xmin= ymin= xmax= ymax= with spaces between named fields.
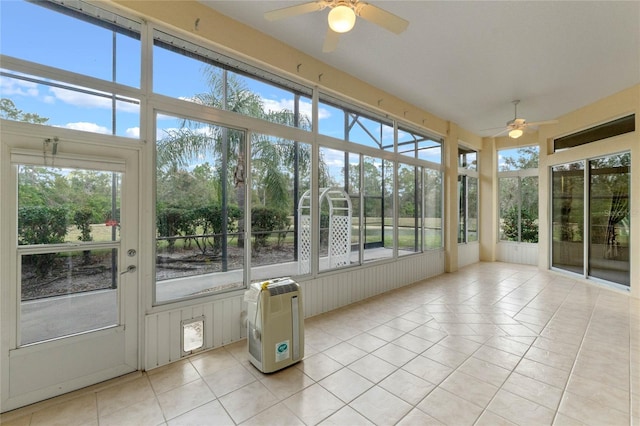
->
xmin=1 ymin=124 xmax=139 ymax=412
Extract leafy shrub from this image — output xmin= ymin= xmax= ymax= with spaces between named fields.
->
xmin=194 ymin=204 xmax=242 ymax=254
xmin=251 ymin=206 xmax=290 ymax=250
xmin=156 ymin=204 xmax=242 ymax=254
xmin=18 ymin=206 xmax=68 ymax=276
xmin=73 ymin=208 xmax=94 ymax=242
xmin=18 ymin=206 xmax=68 ymax=245
xmin=73 ymin=207 xmax=94 ymax=264
xmin=156 ymin=207 xmax=186 ymax=252
xmin=502 ymin=206 xmax=538 ymax=243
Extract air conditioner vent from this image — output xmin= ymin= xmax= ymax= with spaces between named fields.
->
xmin=267 ymin=283 xmax=298 ymax=296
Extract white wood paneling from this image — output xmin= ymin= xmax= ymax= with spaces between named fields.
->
xmin=5 ymin=328 xmax=134 ymax=411
xmin=144 ymin=251 xmax=444 ymax=370
xmin=458 ymin=243 xmax=480 ymax=268
xmin=496 ymin=242 xmax=538 ymax=265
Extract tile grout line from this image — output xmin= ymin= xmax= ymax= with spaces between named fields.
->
xmin=470 ymin=270 xmax=578 ymax=425
xmin=549 ymin=285 xmax=601 ymax=425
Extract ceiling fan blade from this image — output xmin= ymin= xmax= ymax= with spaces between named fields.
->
xmin=479 ymin=125 xmax=508 ymax=132
xmin=526 ymin=119 xmax=559 ymax=127
xmin=264 ymin=1 xmax=323 ymax=21
xmin=322 ymin=27 xmax=340 ymax=52
xmin=357 ymin=2 xmax=409 ymax=34
xmin=491 ymin=128 xmax=509 ymax=138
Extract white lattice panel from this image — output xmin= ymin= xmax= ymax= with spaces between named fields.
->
xmin=298 ymin=215 xmax=311 ymax=274
xmin=298 ymin=187 xmax=352 ymax=274
xmin=329 ymin=215 xmax=351 ymax=268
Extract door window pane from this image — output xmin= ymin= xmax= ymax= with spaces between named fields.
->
xmin=18 ymin=165 xmax=121 ymax=345
xmin=21 ymin=249 xmax=118 ymax=345
xmin=18 ymin=166 xmax=121 ymax=245
xmin=589 ymin=154 xmax=630 ymax=286
xmin=551 ymin=162 xmax=585 ymax=274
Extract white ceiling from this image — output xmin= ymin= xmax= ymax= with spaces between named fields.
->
xmin=201 ymin=1 xmax=640 ymax=136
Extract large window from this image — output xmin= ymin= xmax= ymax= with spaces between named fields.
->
xmin=250 ymin=134 xmax=311 ymax=281
xmin=317 ymin=147 xmax=361 ymax=271
xmin=458 ymin=147 xmax=478 ymax=243
xmin=0 ymin=1 xmax=141 ymax=138
xmin=363 ymin=156 xmax=395 ymax=261
xmin=552 ymin=153 xmax=630 ymax=287
xmin=397 ymin=163 xmax=422 ymax=255
xmin=5 ymin=0 xmax=447 ymax=307
xmin=498 ymin=147 xmax=539 ymax=243
xmin=318 ymin=95 xmax=393 ymax=151
xmin=153 ymin=30 xmax=312 ymax=130
xmin=398 ymin=126 xmax=442 ymax=163
xmin=155 ymin=115 xmax=246 ymax=302
xmin=424 ymin=169 xmax=443 ymax=249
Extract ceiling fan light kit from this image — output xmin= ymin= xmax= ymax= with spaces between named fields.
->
xmin=264 ymin=0 xmax=409 ymax=52
xmin=487 ymin=100 xmax=559 ymax=139
xmin=328 ymin=5 xmax=356 ymax=33
xmin=508 ymin=128 xmax=524 ymax=139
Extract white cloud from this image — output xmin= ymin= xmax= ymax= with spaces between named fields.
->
xmin=0 ymin=76 xmax=39 ymax=97
xmin=261 ymin=97 xmax=331 ymax=120
xmin=48 ymin=87 xmax=139 ymax=113
xmin=320 ymin=148 xmax=347 ymax=169
xmin=126 ymin=127 xmax=140 ymax=138
xmin=261 ymin=98 xmax=292 ymax=114
xmin=58 ymin=122 xmax=110 ymax=134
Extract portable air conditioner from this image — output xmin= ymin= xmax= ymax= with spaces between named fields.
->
xmin=246 ymin=278 xmax=304 ymax=373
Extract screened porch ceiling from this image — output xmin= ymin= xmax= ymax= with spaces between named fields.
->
xmin=201 ymin=1 xmax=639 ymax=138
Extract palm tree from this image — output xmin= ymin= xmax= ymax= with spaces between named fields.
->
xmin=156 ymin=67 xmax=313 ymax=268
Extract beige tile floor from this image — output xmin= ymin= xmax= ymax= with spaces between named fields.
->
xmin=2 ymin=262 xmax=638 ymax=425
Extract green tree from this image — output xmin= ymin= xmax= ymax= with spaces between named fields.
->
xmin=0 ymin=99 xmax=49 ymax=124
xmin=500 ymin=146 xmax=539 ymax=171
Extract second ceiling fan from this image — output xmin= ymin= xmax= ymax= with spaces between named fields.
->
xmin=264 ymin=0 xmax=409 ymax=52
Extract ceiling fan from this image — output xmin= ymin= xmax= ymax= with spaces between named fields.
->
xmin=264 ymin=0 xmax=409 ymax=52
xmin=493 ymin=100 xmax=559 ymax=139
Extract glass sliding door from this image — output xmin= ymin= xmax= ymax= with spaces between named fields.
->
xmin=551 ymin=154 xmax=630 ymax=288
xmin=551 ymin=162 xmax=585 ymax=274
xmin=589 ymin=154 xmax=630 ymax=286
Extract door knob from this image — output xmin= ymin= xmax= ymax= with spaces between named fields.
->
xmin=120 ymin=265 xmax=137 ymax=275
